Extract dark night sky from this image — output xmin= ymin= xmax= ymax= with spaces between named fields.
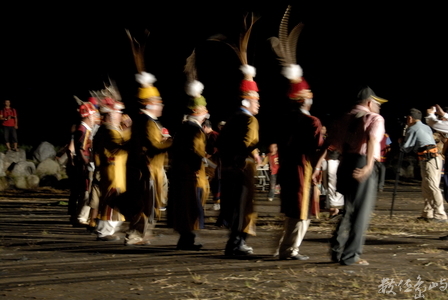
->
xmin=1 ymin=2 xmax=446 ymax=151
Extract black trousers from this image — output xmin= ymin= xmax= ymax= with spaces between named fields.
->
xmin=331 ymin=154 xmax=378 ymax=265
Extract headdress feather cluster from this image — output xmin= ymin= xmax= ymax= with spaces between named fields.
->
xmin=269 ymin=5 xmax=304 ymax=80
xmin=184 ymin=49 xmax=207 ymax=115
xmin=269 ymin=6 xmax=313 ymax=101
xmin=87 ymin=78 xmax=125 ymax=113
xmin=208 ymin=12 xmax=260 ymax=78
xmin=126 ymin=29 xmax=162 ymax=104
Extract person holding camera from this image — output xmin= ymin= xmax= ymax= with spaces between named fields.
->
xmin=0 ymin=99 xmax=18 ymax=152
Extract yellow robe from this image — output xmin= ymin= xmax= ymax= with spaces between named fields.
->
xmin=95 ymin=123 xmax=131 ymax=221
xmin=218 ymin=110 xmax=259 ymax=236
xmin=167 ymin=120 xmax=209 ymax=232
xmin=142 ymin=117 xmax=172 ymax=219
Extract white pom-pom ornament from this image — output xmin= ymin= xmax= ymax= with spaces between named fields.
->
xmin=281 ymin=64 xmax=303 ymax=80
xmin=136 ymin=72 xmax=157 ymax=85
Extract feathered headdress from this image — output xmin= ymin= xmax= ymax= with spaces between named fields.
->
xmin=74 ymin=96 xmax=97 ymax=118
xmin=209 ymin=13 xmax=260 ymax=102
xmin=269 ymin=5 xmax=313 ymax=101
xmin=125 ymin=29 xmax=162 ymax=106
xmin=125 ymin=29 xmax=150 ymax=74
xmin=184 ymin=50 xmax=208 ymax=116
xmin=87 ymin=79 xmax=125 ymax=114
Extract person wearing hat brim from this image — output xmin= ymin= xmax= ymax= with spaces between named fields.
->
xmin=325 ymin=86 xmax=387 ymax=266
xmin=167 ymin=84 xmax=210 ymax=250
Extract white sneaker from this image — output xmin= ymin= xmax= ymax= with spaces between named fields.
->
xmin=213 ymin=203 xmax=220 ymax=210
xmin=268 ymin=198 xmax=273 ymax=201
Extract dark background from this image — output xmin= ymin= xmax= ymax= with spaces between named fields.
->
xmin=1 ymin=2 xmax=446 ymax=152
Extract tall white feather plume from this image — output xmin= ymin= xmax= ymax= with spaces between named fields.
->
xmin=135 ymin=72 xmax=156 ymax=85
xmin=186 ymin=80 xmax=204 ymax=97
xmin=281 ymin=64 xmax=303 ymax=80
xmin=239 ymin=64 xmax=256 ymax=77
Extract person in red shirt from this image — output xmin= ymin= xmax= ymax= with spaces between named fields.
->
xmin=0 ymin=100 xmax=19 ymax=152
xmin=262 ymin=143 xmax=280 ymax=201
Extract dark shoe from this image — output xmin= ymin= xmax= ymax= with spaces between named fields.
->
xmin=86 ymin=226 xmax=98 ymax=235
xmin=330 ymin=250 xmax=341 ymax=263
xmin=280 ymin=254 xmax=309 ymax=260
xmin=439 ymin=235 xmax=448 ymax=240
xmin=72 ymin=221 xmax=88 ymax=228
xmin=176 ymin=243 xmax=202 ymax=250
xmin=97 ymin=235 xmax=120 ymax=242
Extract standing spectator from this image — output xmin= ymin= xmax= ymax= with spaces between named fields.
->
xmin=425 ymin=105 xmax=448 ymax=240
xmin=425 ymin=104 xmax=448 ymax=205
xmin=321 ymin=148 xmax=345 ymax=217
xmin=202 ymin=119 xmax=221 ymax=210
xmin=378 ymin=133 xmax=392 ymax=192
xmin=328 ymin=86 xmax=387 ymax=266
xmin=262 ymin=143 xmax=280 ymax=201
xmin=402 ymin=108 xmax=447 ymax=223
xmin=0 ymin=100 xmax=19 ymax=152
xmin=217 ymin=121 xmax=226 ymax=132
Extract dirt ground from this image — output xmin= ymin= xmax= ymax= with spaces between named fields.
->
xmin=1 ymin=180 xmax=448 ymax=300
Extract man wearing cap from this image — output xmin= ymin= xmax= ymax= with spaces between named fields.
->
xmin=402 ymin=108 xmax=447 ymax=223
xmin=217 ymin=65 xmax=261 ymax=256
xmin=275 ymin=65 xmax=324 ymax=261
xmin=125 ymin=72 xmax=173 ymax=246
xmin=167 ymin=80 xmax=209 ymax=250
xmin=328 ymin=86 xmax=387 ymax=266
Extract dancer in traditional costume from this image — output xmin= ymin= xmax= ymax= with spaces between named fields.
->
xmin=124 ymin=30 xmax=173 ymax=246
xmin=216 ymin=13 xmax=261 ymax=256
xmin=69 ymin=98 xmax=98 ymax=227
xmin=167 ymin=79 xmax=210 ymax=250
xmin=95 ymin=97 xmax=131 ymax=241
xmin=270 ymin=6 xmax=325 ymax=260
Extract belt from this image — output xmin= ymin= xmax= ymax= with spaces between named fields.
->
xmin=417 ymin=145 xmax=438 ymax=161
xmin=417 ymin=144 xmax=436 ymax=153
